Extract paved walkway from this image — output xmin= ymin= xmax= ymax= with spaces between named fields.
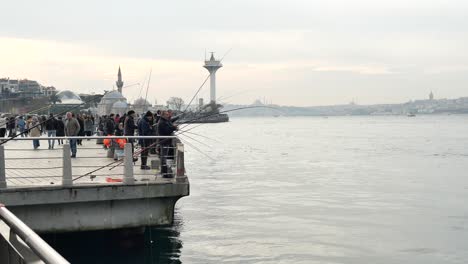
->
xmin=2 ymin=136 xmax=173 ymax=188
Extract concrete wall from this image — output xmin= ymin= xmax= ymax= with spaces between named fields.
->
xmin=0 ymin=182 xmax=189 ymax=233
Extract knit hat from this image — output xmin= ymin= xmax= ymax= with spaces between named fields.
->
xmin=145 ymin=111 xmax=153 ymax=117
xmin=127 ymin=110 xmax=135 ymax=115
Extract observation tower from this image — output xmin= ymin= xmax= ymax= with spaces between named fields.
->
xmin=203 ymin=52 xmax=223 ymax=104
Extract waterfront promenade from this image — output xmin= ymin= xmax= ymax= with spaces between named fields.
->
xmin=2 ymin=137 xmax=171 ymax=187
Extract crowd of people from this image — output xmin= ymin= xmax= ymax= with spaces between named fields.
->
xmin=99 ymin=109 xmax=179 ymax=176
xmin=0 ymin=109 xmax=180 ymax=177
xmin=0 ymin=113 xmax=95 ymax=151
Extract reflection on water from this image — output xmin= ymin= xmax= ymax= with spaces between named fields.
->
xmin=42 ymin=212 xmax=184 ymax=264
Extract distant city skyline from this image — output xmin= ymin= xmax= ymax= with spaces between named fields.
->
xmin=0 ymin=0 xmax=467 ymax=107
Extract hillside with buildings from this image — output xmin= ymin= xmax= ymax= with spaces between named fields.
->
xmin=225 ymin=93 xmax=468 ymax=117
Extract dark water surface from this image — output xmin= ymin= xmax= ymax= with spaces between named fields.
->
xmin=44 ymin=116 xmax=468 ymax=263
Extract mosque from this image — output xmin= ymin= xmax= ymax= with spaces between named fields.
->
xmin=97 ymin=67 xmax=128 ymax=116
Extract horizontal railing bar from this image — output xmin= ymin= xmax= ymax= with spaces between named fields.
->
xmin=6 ymin=167 xmax=63 ymax=170
xmin=5 ymin=157 xmax=63 ymax=160
xmin=4 ymin=136 xmax=178 ymax=140
xmin=7 ymin=176 xmax=61 ymax=179
xmin=0 ymin=204 xmax=70 ymax=264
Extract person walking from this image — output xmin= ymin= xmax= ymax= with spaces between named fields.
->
xmin=17 ymin=116 xmax=26 ymax=137
xmin=65 ymin=112 xmax=80 ymax=158
xmin=7 ymin=116 xmax=16 ymax=137
xmin=0 ymin=115 xmax=7 ymax=138
xmin=28 ymin=116 xmax=42 ymax=149
xmin=56 ymin=116 xmax=65 ymax=145
xmin=138 ymin=111 xmax=153 ymax=170
xmin=84 ymin=115 xmax=94 ymax=140
xmin=45 ymin=113 xmax=58 ymax=149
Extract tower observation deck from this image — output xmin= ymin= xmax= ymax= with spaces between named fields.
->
xmin=203 ymin=53 xmax=223 ymax=103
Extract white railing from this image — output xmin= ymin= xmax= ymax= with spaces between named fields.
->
xmin=0 ymin=203 xmax=69 ymax=264
xmin=0 ymin=136 xmax=187 ymax=189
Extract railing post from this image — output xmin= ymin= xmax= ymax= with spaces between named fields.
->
xmin=62 ymin=144 xmax=72 ymax=186
xmin=123 ymin=143 xmax=134 ymax=184
xmin=0 ymin=145 xmax=6 ymax=188
xmin=175 ymin=143 xmax=187 ymax=183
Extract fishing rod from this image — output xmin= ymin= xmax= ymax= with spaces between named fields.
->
xmin=181 ymin=74 xmax=210 ymax=114
xmin=75 ymin=105 xmax=274 ymax=178
xmin=178 ymin=132 xmax=212 ymax=149
xmin=178 ymin=136 xmax=216 ymax=161
xmin=137 ymin=72 xmax=149 ymax=100
xmin=181 ymin=130 xmax=221 ymax=143
xmin=0 ymin=94 xmax=103 ymax=145
xmin=143 ymin=68 xmax=152 ymax=112
xmin=177 ymin=105 xmax=281 ymax=130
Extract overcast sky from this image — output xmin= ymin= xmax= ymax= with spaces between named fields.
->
xmin=0 ymin=0 xmax=467 ymax=106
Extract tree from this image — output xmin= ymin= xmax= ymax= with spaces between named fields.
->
xmin=49 ymin=91 xmax=61 ymax=105
xmin=166 ymin=97 xmax=185 ymax=111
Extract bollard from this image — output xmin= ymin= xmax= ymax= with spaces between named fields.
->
xmin=175 ymin=143 xmax=186 ymax=182
xmin=123 ymin=143 xmax=134 ymax=184
xmin=0 ymin=145 xmax=6 ymax=188
xmin=62 ymin=144 xmax=72 ymax=187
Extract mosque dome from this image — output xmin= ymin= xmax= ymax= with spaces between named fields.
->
xmin=111 ymin=101 xmax=128 ymax=115
xmin=112 ymin=101 xmax=128 ymax=109
xmin=133 ymin=97 xmax=151 ymax=107
xmin=56 ymin=90 xmax=83 ymax=104
xmin=102 ymin=90 xmax=126 ymax=101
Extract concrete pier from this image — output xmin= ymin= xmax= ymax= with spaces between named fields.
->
xmin=0 ymin=136 xmax=189 ymax=233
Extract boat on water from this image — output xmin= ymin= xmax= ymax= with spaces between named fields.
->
xmin=407 ymin=113 xmax=416 ymax=117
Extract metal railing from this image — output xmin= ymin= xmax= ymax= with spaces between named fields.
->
xmin=0 ymin=136 xmax=187 ymax=189
xmin=0 ymin=203 xmax=69 ymax=264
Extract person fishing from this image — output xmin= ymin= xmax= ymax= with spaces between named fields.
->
xmin=138 ymin=111 xmax=153 ymax=170
xmin=158 ymin=110 xmax=178 ymax=178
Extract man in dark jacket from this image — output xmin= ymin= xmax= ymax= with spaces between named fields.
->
xmin=138 ymin=111 xmax=153 ymax=170
xmin=124 ymin=110 xmax=138 ymax=161
xmin=7 ymin=116 xmax=16 ymax=137
xmin=158 ymin=111 xmax=178 ymax=177
xmin=45 ymin=113 xmax=57 ymax=149
xmin=104 ymin=114 xmax=116 ymax=135
xmin=56 ymin=116 xmax=65 ymax=145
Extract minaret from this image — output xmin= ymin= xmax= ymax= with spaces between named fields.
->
xmin=203 ymin=52 xmax=223 ymax=104
xmin=429 ymin=91 xmax=434 ymax=100
xmin=116 ymin=66 xmax=124 ymax=93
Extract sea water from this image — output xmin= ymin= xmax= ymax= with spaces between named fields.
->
xmin=45 ymin=115 xmax=468 ymax=264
